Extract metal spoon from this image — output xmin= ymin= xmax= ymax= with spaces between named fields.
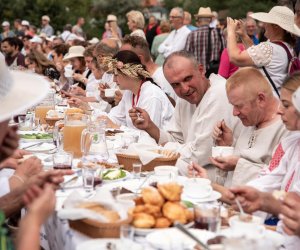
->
xmin=235 ymin=198 xmax=246 ymax=216
xmin=174 ymin=222 xmax=210 ymax=250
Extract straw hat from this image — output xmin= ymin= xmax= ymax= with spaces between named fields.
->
xmin=292 ymin=87 xmax=300 ymax=113
xmin=63 ymin=46 xmax=85 ymax=60
xmin=195 ymin=7 xmax=214 ymax=18
xmin=0 ymin=54 xmax=49 ymax=122
xmin=250 ymin=6 xmax=300 ymax=36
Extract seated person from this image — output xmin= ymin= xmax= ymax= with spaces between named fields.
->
xmin=129 ymin=50 xmax=241 ymax=180
xmin=104 ymin=50 xmax=174 ymax=130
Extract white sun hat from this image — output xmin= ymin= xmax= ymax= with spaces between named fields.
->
xmin=250 ymin=6 xmax=300 ymax=36
xmin=30 ymin=35 xmax=43 ymax=44
xmin=63 ymin=46 xmax=85 ymax=61
xmin=0 ymin=53 xmax=50 ymax=122
xmin=292 ymin=87 xmax=300 ymax=113
xmin=88 ymin=37 xmax=100 ymax=44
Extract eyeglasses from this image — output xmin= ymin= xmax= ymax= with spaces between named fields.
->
xmin=169 ymin=16 xmax=182 ymax=19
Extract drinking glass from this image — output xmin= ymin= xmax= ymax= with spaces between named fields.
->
xmin=82 ymin=167 xmax=95 ymax=192
xmin=132 ymin=163 xmax=142 ymax=179
xmin=35 ymin=91 xmax=55 ymax=124
xmin=194 ymin=203 xmax=221 ymax=233
xmin=18 ymin=113 xmax=34 ymax=131
xmin=120 ymin=225 xmax=135 ymax=247
xmin=53 ymin=151 xmax=73 ymax=170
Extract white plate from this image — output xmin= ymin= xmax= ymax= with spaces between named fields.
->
xmin=135 ymin=221 xmax=194 ymax=237
xmin=101 ymin=169 xmax=131 ymax=183
xmin=19 ymin=131 xmax=53 ymax=143
xmin=220 ymin=228 xmax=284 ymax=248
xmin=27 ymin=143 xmax=56 ymax=153
xmin=146 ymin=228 xmax=215 ymax=250
xmin=76 ymin=239 xmax=142 ymax=250
xmin=181 ymin=191 xmax=222 ymax=203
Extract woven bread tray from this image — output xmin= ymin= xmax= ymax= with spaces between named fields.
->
xmin=69 ymin=216 xmax=132 ymax=238
xmin=115 ymin=151 xmax=180 ymax=171
xmin=45 ymin=117 xmax=63 ymax=126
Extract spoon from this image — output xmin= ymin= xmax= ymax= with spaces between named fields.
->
xmin=174 ymin=222 xmax=210 ymax=250
xmin=235 ymin=198 xmax=245 ymax=216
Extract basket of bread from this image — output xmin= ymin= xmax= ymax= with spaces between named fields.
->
xmin=129 ymin=182 xmax=194 ymax=234
xmin=116 ymin=149 xmax=180 ymax=172
xmin=69 ymin=202 xmax=131 ymax=238
xmin=45 ymin=108 xmax=84 ymax=126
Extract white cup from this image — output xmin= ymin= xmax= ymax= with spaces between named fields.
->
xmin=153 ymin=165 xmax=179 ymax=183
xmin=184 ymin=178 xmax=212 ymax=199
xmin=64 ymin=67 xmax=74 ymax=78
xmin=229 ymin=215 xmax=265 ymax=238
xmin=105 ymin=88 xmax=117 ymax=98
xmin=212 ymin=146 xmax=234 ymax=158
xmin=116 ymin=193 xmax=136 ymax=210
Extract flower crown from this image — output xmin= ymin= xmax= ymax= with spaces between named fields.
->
xmin=102 ymin=56 xmax=151 ymax=79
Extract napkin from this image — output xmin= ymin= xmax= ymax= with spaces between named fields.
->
xmin=125 ymin=143 xmax=164 ymax=165
xmin=57 ymin=189 xmax=128 ymax=222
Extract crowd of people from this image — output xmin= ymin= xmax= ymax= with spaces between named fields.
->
xmin=1 ymin=1 xmax=300 ymax=249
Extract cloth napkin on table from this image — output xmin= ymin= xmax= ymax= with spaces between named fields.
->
xmin=57 ymin=189 xmax=127 ymax=222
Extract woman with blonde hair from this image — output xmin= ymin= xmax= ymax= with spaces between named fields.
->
xmin=126 ymin=10 xmax=146 ymax=39
xmin=27 ymin=49 xmax=60 ymax=80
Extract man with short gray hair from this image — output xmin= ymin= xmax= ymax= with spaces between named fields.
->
xmin=158 ymin=7 xmax=191 ymax=60
xmin=40 ymin=15 xmax=54 ymax=37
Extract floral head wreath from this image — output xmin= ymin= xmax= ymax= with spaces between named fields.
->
xmin=102 ymin=56 xmax=151 ymax=79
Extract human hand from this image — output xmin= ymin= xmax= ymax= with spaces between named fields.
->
xmin=23 ymin=183 xmax=56 ymax=226
xmin=114 ymin=90 xmax=123 ymax=106
xmin=70 ymin=86 xmax=85 ymax=96
xmin=226 ymin=17 xmax=239 ymax=36
xmin=72 ymin=73 xmax=83 ymax=82
xmin=12 ymin=149 xmax=31 ymax=159
xmin=235 ymin=19 xmax=247 ymax=37
xmin=0 ymin=125 xmax=19 ymax=162
xmin=60 ymin=89 xmax=73 ymax=98
xmin=67 ymin=97 xmax=90 ymax=112
xmin=129 ymin=107 xmax=152 ymax=130
xmin=187 ymin=162 xmax=208 ymax=179
xmin=15 ymin=157 xmax=42 ymax=180
xmin=210 ymin=155 xmax=239 ymax=171
xmin=280 ymin=192 xmax=300 ymax=236
xmin=99 ymin=83 xmax=110 ymax=101
xmin=212 ymin=120 xmax=233 ymax=146
xmin=0 ymin=157 xmax=19 ymax=170
xmin=230 ymin=186 xmax=263 ymax=213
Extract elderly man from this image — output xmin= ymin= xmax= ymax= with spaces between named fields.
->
xmin=185 ymin=7 xmax=225 ymax=77
xmin=245 ymin=18 xmax=259 ymax=45
xmin=129 ymin=50 xmax=240 ymax=181
xmin=158 ymin=7 xmax=191 ymax=60
xmin=40 ymin=15 xmax=54 ymax=37
xmin=209 ymin=67 xmax=288 ymax=186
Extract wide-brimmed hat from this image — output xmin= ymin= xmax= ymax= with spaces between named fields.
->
xmin=195 ymin=7 xmax=214 ymax=18
xmin=250 ymin=6 xmax=300 ymax=36
xmin=292 ymin=87 xmax=300 ymax=113
xmin=107 ymin=14 xmax=117 ymax=22
xmin=63 ymin=46 xmax=85 ymax=60
xmin=0 ymin=54 xmax=49 ymax=122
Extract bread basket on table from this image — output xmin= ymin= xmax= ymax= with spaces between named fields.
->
xmin=45 ymin=117 xmax=63 ymax=126
xmin=116 ymin=149 xmax=180 ymax=172
xmin=69 ymin=216 xmax=132 ymax=238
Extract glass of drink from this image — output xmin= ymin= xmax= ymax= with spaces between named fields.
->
xmin=194 ymin=203 xmax=221 ymax=233
xmin=63 ymin=113 xmax=89 ymax=158
xmin=82 ymin=167 xmax=95 ymax=192
xmin=35 ymin=91 xmax=55 ymax=124
xmin=120 ymin=225 xmax=135 ymax=247
xmin=132 ymin=163 xmax=142 ymax=179
xmin=53 ymin=151 xmax=73 ymax=170
xmin=18 ymin=113 xmax=34 ymax=131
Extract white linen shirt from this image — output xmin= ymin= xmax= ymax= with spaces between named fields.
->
xmin=158 ymin=25 xmax=191 ymax=58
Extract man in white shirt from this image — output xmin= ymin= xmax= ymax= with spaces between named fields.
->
xmin=158 ymin=7 xmax=191 ymax=59
xmin=129 ymin=51 xmax=240 ymax=180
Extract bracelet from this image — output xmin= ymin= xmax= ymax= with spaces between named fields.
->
xmin=11 ymin=174 xmax=25 ymax=184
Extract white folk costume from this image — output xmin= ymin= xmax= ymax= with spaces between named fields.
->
xmin=159 ymin=74 xmax=241 ymax=180
xmin=108 ymin=81 xmax=174 ymax=129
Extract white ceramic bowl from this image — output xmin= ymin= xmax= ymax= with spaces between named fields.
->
xmin=212 ymin=146 xmax=234 ymax=157
xmin=105 ymin=89 xmax=117 ymax=98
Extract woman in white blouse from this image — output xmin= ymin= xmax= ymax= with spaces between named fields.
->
xmin=105 ymin=50 xmax=174 ymax=130
xmin=227 ymin=6 xmax=300 ymax=94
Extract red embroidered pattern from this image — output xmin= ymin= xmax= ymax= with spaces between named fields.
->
xmin=285 ymin=171 xmax=295 ymax=192
xmin=268 ymin=143 xmax=285 ymax=172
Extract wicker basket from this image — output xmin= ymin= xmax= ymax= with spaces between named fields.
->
xmin=45 ymin=117 xmax=63 ymax=126
xmin=69 ymin=216 xmax=132 ymax=238
xmin=115 ymin=152 xmax=180 ymax=171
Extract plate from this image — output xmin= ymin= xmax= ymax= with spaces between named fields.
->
xmin=146 ymin=228 xmax=215 ymax=249
xmin=27 ymin=143 xmax=56 ymax=153
xmin=181 ymin=191 xmax=222 ymax=203
xmin=220 ymin=228 xmax=284 ymax=248
xmin=76 ymin=239 xmax=142 ymax=250
xmin=19 ymin=131 xmax=53 ymax=143
xmin=101 ymin=169 xmax=131 ymax=183
xmin=135 ymin=221 xmax=194 ymax=237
